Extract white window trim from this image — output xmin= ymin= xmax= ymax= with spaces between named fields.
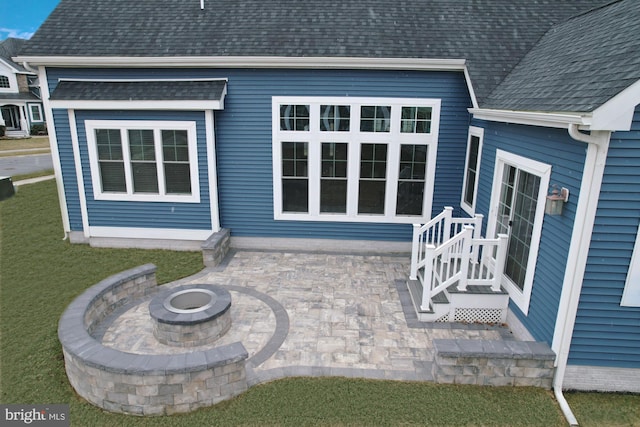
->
xmin=272 ymin=96 xmax=440 ymax=224
xmin=460 ymin=126 xmax=484 ymax=215
xmin=621 ymin=223 xmax=640 ymax=307
xmin=85 ymin=120 xmax=200 ymax=203
xmin=486 ymin=149 xmax=551 ymax=315
xmin=28 ymin=103 xmax=43 ymax=122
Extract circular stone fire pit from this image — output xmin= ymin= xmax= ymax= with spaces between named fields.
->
xmin=149 ymin=284 xmax=232 ymax=347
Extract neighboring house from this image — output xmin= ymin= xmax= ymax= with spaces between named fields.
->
xmin=0 ymin=38 xmax=44 ymax=137
xmin=15 ymin=0 xmax=640 ymax=398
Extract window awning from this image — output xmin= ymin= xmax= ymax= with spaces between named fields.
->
xmin=49 ymin=79 xmax=227 ymax=110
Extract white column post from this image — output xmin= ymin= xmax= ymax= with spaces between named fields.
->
xmin=420 ymin=244 xmax=436 ymax=311
xmin=456 ymin=226 xmax=474 ymax=291
xmin=492 ymin=233 xmax=509 ymax=291
xmin=410 ymin=223 xmax=421 ymax=280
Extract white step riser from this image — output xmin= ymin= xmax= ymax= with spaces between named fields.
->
xmin=448 ymin=292 xmax=509 ymax=310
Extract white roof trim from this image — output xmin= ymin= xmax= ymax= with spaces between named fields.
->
xmin=469 ymin=108 xmax=591 ymax=129
xmin=14 ymin=55 xmax=467 ymax=70
xmin=463 ymin=68 xmax=479 ymax=109
xmin=0 ymin=57 xmax=35 ymax=75
xmin=590 ymin=79 xmax=640 ymax=131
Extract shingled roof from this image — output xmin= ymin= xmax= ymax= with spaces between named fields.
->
xmin=483 ymin=0 xmax=640 ymax=113
xmin=0 ymin=38 xmax=31 ymax=73
xmin=19 ymin=0 xmax=623 ymax=110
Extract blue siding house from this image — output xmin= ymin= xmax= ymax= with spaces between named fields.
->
xmin=15 ymin=0 xmax=640 ymax=401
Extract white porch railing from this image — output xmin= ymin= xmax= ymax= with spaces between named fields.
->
xmin=410 ymin=207 xmax=508 ymax=312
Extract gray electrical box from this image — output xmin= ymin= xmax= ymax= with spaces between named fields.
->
xmin=0 ymin=176 xmax=15 ymax=201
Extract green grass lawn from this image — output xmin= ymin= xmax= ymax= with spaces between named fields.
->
xmin=1 ymin=180 xmax=639 ymax=426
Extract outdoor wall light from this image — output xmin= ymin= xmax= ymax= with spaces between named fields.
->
xmin=545 ymin=185 xmax=569 ymax=216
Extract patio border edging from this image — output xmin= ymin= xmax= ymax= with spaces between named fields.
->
xmin=58 ymin=264 xmax=249 ymax=416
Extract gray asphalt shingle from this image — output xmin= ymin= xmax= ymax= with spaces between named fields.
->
xmin=0 ymin=38 xmax=31 ymax=73
xmin=483 ymin=0 xmax=640 ymax=112
xmin=20 ymin=0 xmax=608 ymax=108
xmin=20 ymin=0 xmax=638 ymax=113
xmin=49 ymin=80 xmax=227 ymax=101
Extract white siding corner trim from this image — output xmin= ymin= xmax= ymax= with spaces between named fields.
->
xmin=621 ymin=222 xmax=640 ymax=307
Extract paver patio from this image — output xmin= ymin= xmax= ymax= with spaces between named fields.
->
xmin=100 ymin=250 xmax=513 ymax=385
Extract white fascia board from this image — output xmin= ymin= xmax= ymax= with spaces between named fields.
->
xmin=48 ymin=99 xmax=223 ymax=110
xmin=590 ymin=79 xmax=640 ymax=131
xmin=469 ymin=108 xmax=590 ymax=129
xmin=0 ymin=57 xmax=32 ymax=74
xmin=15 ymin=55 xmax=467 ymax=70
xmin=463 ymin=67 xmax=479 ymax=109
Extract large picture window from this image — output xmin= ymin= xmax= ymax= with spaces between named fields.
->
xmin=86 ymin=120 xmax=199 ymax=203
xmin=272 ymin=97 xmax=440 ymax=223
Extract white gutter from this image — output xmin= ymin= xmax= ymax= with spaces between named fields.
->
xmin=468 ymin=108 xmax=590 ymax=129
xmin=12 ymin=55 xmax=467 ymax=71
xmin=552 ymin=123 xmax=611 ymax=426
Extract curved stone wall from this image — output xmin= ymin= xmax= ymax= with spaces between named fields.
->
xmin=58 ymin=264 xmax=248 ymax=416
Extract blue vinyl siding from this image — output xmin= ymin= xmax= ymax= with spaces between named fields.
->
xmin=73 ymin=110 xmax=211 ymax=230
xmin=471 ymin=120 xmax=587 ymax=345
xmin=52 ymin=109 xmax=83 ymax=231
xmin=47 ymin=67 xmax=472 ymax=241
xmin=569 ymin=107 xmax=640 ymax=368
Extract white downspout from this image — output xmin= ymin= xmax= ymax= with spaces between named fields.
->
xmin=552 ymin=123 xmax=611 ymax=426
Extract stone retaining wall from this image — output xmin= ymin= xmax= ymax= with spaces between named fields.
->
xmin=202 ymin=229 xmax=231 ymax=267
xmin=58 ymin=264 xmax=248 ymax=416
xmin=433 ymin=339 xmax=555 ymax=388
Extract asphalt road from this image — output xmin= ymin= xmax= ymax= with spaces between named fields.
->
xmin=0 ymin=153 xmax=54 ymax=177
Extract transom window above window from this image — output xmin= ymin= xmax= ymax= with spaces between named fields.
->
xmin=401 ymin=106 xmax=432 ymax=133
xmin=86 ymin=120 xmax=199 ymax=203
xmin=280 ymin=104 xmax=310 ymax=131
xmin=0 ymin=76 xmax=9 ymax=89
xmin=320 ymin=105 xmax=350 ymax=132
xmin=272 ymin=97 xmax=441 ymax=223
xmin=360 ymin=105 xmax=391 ymax=132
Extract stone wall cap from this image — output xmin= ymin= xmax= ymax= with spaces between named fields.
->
xmin=434 ymin=339 xmax=556 ymax=360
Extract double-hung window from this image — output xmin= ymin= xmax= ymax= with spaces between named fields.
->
xmin=461 ymin=126 xmax=484 ymax=215
xmin=273 ymin=97 xmax=440 ymax=223
xmin=86 ymin=120 xmax=199 ymax=203
xmin=28 ymin=104 xmax=43 ymax=122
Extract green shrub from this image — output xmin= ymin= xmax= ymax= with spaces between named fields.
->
xmin=30 ymin=123 xmax=47 ymax=135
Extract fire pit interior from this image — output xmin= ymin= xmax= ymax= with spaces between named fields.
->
xmin=149 ymin=284 xmax=232 ymax=347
